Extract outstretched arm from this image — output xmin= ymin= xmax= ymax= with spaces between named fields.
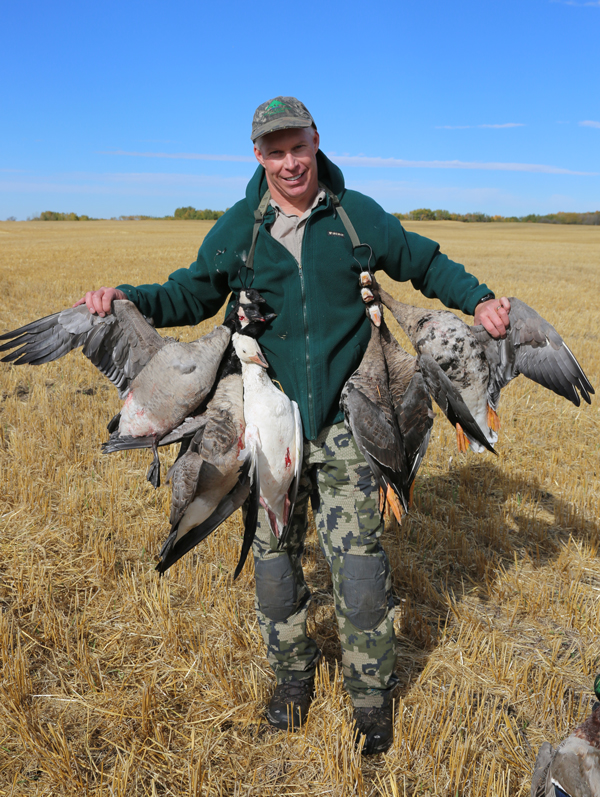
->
xmin=474 ymin=296 xmax=511 ymax=338
xmin=73 ymin=287 xmax=127 ymax=317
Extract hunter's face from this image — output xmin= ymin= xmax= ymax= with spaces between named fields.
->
xmin=254 ymin=127 xmax=320 ymax=211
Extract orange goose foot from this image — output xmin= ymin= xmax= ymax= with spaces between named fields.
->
xmin=487 ymin=404 xmax=501 ymax=432
xmin=380 ymin=485 xmax=404 ymax=524
xmin=455 ymin=423 xmax=470 ymax=453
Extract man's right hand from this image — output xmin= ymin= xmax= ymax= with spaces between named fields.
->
xmin=72 ymin=287 xmax=127 ymax=317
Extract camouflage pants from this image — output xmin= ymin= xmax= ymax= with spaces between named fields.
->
xmin=252 ymin=422 xmax=398 ymax=708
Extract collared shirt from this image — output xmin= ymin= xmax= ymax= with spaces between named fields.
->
xmin=267 ymin=189 xmax=327 ymax=266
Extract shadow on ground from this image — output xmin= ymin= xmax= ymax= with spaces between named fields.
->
xmin=301 ymin=459 xmax=599 ymax=695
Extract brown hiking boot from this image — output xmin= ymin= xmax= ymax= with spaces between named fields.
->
xmin=266 ymin=677 xmax=314 ymax=731
xmin=352 ymin=704 xmax=394 ymax=755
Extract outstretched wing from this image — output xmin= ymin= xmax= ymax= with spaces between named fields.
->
xmin=471 ymin=297 xmax=594 ymax=408
xmin=0 ymin=300 xmax=165 ymax=399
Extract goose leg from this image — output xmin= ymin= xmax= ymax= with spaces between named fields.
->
xmin=455 ymin=423 xmax=470 ymax=454
xmin=487 ymin=404 xmax=501 ymax=432
xmin=380 ymin=484 xmax=404 ymax=524
xmin=146 ymin=437 xmax=161 ymax=488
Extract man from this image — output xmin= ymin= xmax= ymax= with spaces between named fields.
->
xmin=77 ymin=97 xmax=510 ymax=755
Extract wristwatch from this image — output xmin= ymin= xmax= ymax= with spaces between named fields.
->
xmin=475 ymin=292 xmax=495 ymax=307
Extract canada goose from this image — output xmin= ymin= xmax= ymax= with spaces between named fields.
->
xmin=378 ymin=288 xmax=594 ymax=453
xmin=231 ymin=332 xmax=302 ymax=549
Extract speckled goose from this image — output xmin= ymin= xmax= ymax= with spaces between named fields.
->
xmin=378 ymin=287 xmax=594 ymax=453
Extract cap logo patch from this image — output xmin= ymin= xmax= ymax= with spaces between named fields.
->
xmin=265 ymin=99 xmax=286 ymax=116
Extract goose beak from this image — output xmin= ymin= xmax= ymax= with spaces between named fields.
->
xmin=367 ymin=304 xmax=382 ymax=327
xmin=250 ymin=352 xmax=269 ymax=368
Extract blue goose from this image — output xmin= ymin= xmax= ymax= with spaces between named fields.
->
xmin=0 ymin=300 xmax=231 ymax=485
xmin=378 ymin=287 xmax=594 ymax=453
xmin=156 ymin=345 xmax=259 ymax=578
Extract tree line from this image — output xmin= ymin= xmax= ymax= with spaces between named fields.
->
xmin=19 ymin=207 xmax=600 ymax=225
xmin=393 ymin=209 xmax=600 ymax=225
xmin=27 ymin=206 xmax=226 ymax=222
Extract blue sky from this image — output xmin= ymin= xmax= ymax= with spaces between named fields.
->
xmin=2 ymin=0 xmax=599 ymax=219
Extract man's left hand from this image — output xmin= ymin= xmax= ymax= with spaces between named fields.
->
xmin=474 ymin=297 xmax=511 ymax=338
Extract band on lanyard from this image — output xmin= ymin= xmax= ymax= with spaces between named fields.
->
xmin=241 ymin=184 xmax=374 ymax=286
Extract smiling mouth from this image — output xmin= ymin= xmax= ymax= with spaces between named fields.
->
xmin=282 ymin=171 xmax=306 ymax=183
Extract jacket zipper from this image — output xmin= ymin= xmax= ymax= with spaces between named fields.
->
xmin=298 ymin=199 xmax=330 ymax=439
xmin=261 ymin=198 xmax=330 ymax=440
xmin=297 ymin=257 xmax=315 ymax=438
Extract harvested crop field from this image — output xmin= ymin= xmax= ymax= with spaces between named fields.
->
xmin=0 ymin=219 xmax=599 ymax=796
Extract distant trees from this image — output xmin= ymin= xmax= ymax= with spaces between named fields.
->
xmin=27 ymin=207 xmax=600 ymax=225
xmin=33 ymin=211 xmax=96 ymax=221
xmin=393 ymin=209 xmax=600 ymax=225
xmin=173 ymin=206 xmax=225 ymax=220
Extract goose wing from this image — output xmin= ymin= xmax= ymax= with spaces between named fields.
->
xmin=471 ymin=297 xmax=594 ymax=408
xmin=341 ymin=381 xmax=409 ymax=512
xmin=165 ymin=431 xmax=206 ymax=529
xmin=0 ymin=300 xmax=165 ymax=399
xmin=156 ymin=457 xmax=253 ymax=574
xmin=418 ymin=353 xmax=497 ymax=454
xmin=233 ymin=461 xmax=260 ymax=580
xmin=530 ymin=742 xmax=554 ymax=797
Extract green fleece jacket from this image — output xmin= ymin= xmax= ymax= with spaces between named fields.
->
xmin=118 ymin=152 xmax=492 ymax=440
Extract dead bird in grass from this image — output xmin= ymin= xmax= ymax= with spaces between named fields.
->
xmin=531 ymin=677 xmax=600 ymax=797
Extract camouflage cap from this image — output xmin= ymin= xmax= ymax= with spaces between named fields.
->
xmin=251 ymin=96 xmax=315 ymax=142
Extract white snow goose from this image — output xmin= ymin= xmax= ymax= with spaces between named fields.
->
xmin=231 ymin=332 xmax=302 ymax=549
xmin=378 ymin=287 xmax=594 ymax=453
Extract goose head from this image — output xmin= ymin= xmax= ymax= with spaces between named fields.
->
xmin=232 ymin=332 xmax=269 ymax=368
xmin=225 ymin=289 xmax=276 ymax=336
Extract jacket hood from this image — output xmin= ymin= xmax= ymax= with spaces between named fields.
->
xmin=245 ymin=150 xmax=346 ymax=210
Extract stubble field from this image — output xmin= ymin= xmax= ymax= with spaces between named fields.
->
xmin=0 ymin=219 xmax=598 ymax=796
